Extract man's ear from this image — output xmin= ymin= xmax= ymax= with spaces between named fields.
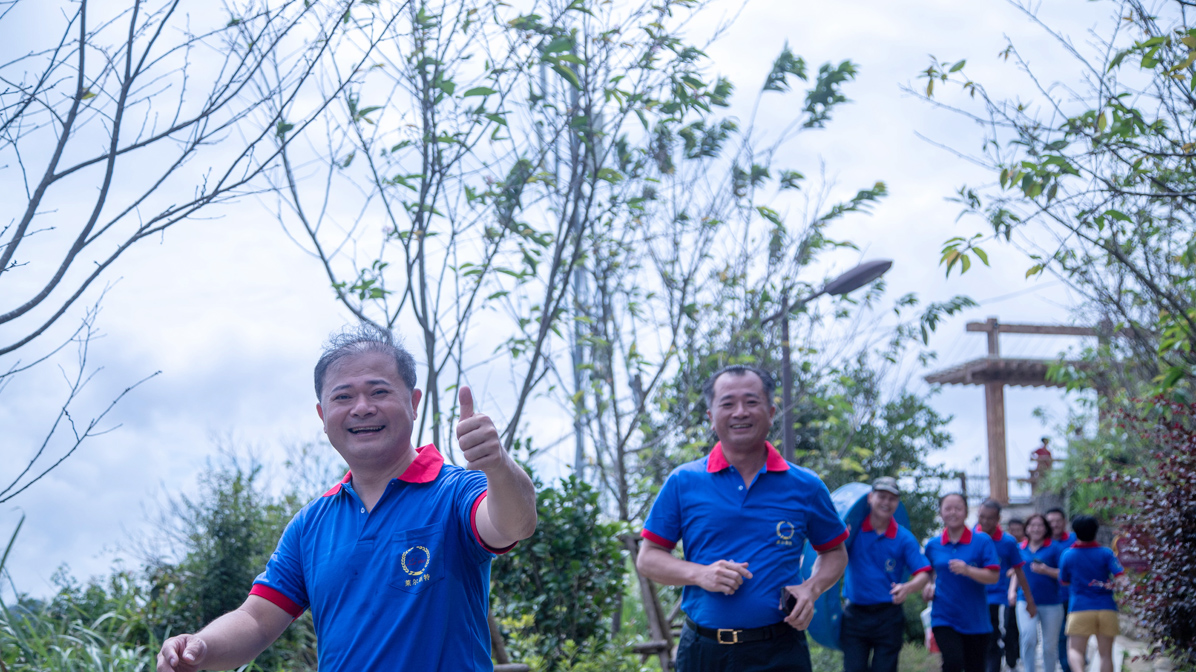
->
xmin=768 ymin=403 xmax=777 ymax=422
xmin=317 ymin=403 xmax=325 ymax=423
xmin=410 ymin=388 xmax=422 ymax=414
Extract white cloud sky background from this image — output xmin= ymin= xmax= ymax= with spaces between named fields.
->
xmin=2 ymin=0 xmax=1118 ymax=599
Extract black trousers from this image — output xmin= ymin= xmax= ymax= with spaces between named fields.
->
xmin=840 ymin=602 xmax=905 ymax=672
xmin=933 ymin=626 xmax=987 ymax=672
xmin=675 ymin=621 xmax=811 ymax=672
xmin=986 ymin=604 xmax=1005 ymax=672
xmin=1004 ymin=602 xmax=1020 ymax=667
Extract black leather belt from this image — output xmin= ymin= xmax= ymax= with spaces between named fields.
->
xmin=686 ymin=618 xmax=790 ymax=645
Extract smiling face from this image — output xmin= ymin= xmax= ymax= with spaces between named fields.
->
xmin=1026 ymin=516 xmax=1049 ymax=543
xmin=706 ymin=371 xmax=776 ymax=454
xmin=939 ymin=493 xmax=968 ymax=530
xmin=316 ymin=349 xmax=421 ymax=468
xmin=867 ymin=490 xmax=900 ymax=523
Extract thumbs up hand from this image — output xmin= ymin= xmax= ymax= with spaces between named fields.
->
xmin=457 ymin=386 xmax=504 ymax=472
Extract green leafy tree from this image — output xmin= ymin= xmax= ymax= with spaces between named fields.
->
xmin=921 ymin=0 xmax=1196 ymax=397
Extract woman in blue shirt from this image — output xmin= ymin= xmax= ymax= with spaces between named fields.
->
xmin=1007 ymin=513 xmax=1065 ymax=672
xmin=922 ymin=493 xmax=1000 ymax=672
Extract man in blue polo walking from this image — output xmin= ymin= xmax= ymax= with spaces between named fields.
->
xmin=840 ymin=477 xmax=931 ymax=672
xmin=156 ymin=326 xmax=539 ymax=671
xmin=637 ymin=365 xmax=848 ymax=672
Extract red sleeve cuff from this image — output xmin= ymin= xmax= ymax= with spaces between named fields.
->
xmin=985 ymin=565 xmax=1000 ymax=571
xmin=641 ymin=529 xmax=676 ymax=550
xmin=1060 ymin=581 xmax=1070 ymax=586
xmin=470 ymin=491 xmax=517 ymax=555
xmin=1114 ymin=571 xmax=1126 ymax=577
xmin=813 ymin=529 xmax=849 ymax=552
xmin=1013 ymin=560 xmax=1026 ymax=569
xmin=912 ymin=566 xmax=933 ymax=575
xmin=249 ymin=584 xmax=304 ymax=619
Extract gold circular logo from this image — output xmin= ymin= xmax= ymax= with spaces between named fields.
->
xmin=401 ymin=545 xmax=431 ymax=576
xmin=776 ymin=521 xmax=795 ymax=540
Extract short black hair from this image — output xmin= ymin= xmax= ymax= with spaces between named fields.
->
xmin=939 ymin=492 xmax=968 ymax=513
xmin=1072 ymin=515 xmax=1099 ymax=542
xmin=702 ymin=365 xmax=777 ymax=408
xmin=980 ymin=499 xmax=1002 ymax=513
xmin=1045 ymin=507 xmax=1066 ymax=518
xmin=1008 ymin=517 xmax=1025 ymax=527
xmin=314 ymin=324 xmax=418 ymax=400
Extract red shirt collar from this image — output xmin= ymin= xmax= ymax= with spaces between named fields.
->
xmin=1055 ymin=531 xmax=1073 ymax=543
xmin=1020 ymin=537 xmax=1052 ymax=549
xmin=706 ymin=441 xmax=789 ymax=473
xmin=1072 ymin=541 xmax=1100 ymax=548
xmin=975 ymin=523 xmax=1004 ymax=539
xmin=322 ymin=444 xmax=444 ymax=496
xmin=862 ymin=516 xmax=899 ymax=539
xmin=941 ymin=527 xmax=974 ymax=545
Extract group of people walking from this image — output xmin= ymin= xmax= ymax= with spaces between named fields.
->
xmin=638 ymin=364 xmax=1127 ymax=672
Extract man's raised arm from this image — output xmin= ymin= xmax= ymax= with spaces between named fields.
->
xmin=636 ymin=538 xmax=754 ymax=595
xmin=156 ymin=595 xmax=293 ymax=672
xmin=456 ymin=387 xmax=537 ymax=549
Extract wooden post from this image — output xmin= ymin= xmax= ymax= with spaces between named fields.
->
xmin=622 ymin=534 xmax=673 ymax=672
xmin=984 ymin=382 xmax=1008 ymax=504
xmin=982 ymin=318 xmax=1009 ymax=504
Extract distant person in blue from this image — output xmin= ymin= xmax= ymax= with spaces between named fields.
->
xmin=637 ymin=365 xmax=848 ymax=672
xmin=975 ymin=500 xmax=1036 ymax=672
xmin=1059 ymin=516 xmax=1125 ymax=672
xmin=839 ymin=477 xmax=931 ymax=672
xmin=1007 ymin=513 xmax=1065 ymax=672
xmin=155 ymin=326 xmax=539 ymax=671
xmin=1046 ymin=507 xmax=1076 ymax=672
xmin=922 ymin=493 xmax=1000 ymax=672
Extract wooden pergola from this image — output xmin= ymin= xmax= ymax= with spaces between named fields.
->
xmin=924 ymin=318 xmax=1099 ymax=504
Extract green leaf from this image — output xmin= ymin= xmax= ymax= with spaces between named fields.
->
xmin=1025 ymin=264 xmax=1044 ymax=278
xmin=948 ymin=59 xmax=966 ymax=73
xmin=275 ymin=120 xmax=294 ymax=138
xmin=552 ymin=63 xmax=581 ymax=89
xmin=463 ymin=86 xmax=498 ymax=97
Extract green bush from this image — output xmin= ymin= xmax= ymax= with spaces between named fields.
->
xmin=491 ymin=474 xmax=627 ymax=670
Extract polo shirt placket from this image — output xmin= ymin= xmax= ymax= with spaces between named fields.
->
xmin=642 ymin=442 xmax=847 ymax=630
xmin=250 ymin=444 xmax=511 ymax=671
xmin=924 ymin=527 xmax=1000 ymax=635
xmin=1017 ymin=538 xmax=1063 ymax=605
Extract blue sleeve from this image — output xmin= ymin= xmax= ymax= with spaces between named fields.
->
xmin=1107 ymin=549 xmax=1125 ymax=576
xmin=1058 ymin=550 xmax=1072 ymax=585
xmin=1005 ymin=537 xmax=1025 ymax=568
xmin=902 ymin=531 xmax=931 ymax=574
xmin=977 ymin=534 xmax=1000 ymax=569
xmin=642 ymin=470 xmax=683 ymax=549
xmin=806 ymin=477 xmax=849 ymax=551
xmin=456 ymin=469 xmax=504 ymax=562
xmin=251 ymin=512 xmax=309 ymax=616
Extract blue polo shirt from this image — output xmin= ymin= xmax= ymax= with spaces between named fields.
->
xmin=975 ymin=524 xmax=1025 ymax=605
xmin=924 ymin=527 xmax=1000 ymax=634
xmin=844 ymin=516 xmax=931 ymax=606
xmin=641 ymin=442 xmax=848 ymax=629
xmin=250 ymin=445 xmax=512 ymax=671
xmin=1053 ymin=532 xmax=1075 ymax=603
xmin=1017 ymin=538 xmax=1064 ymax=605
xmin=1059 ymin=542 xmax=1124 ymax=613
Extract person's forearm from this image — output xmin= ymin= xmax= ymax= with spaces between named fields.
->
xmin=802 ymin=545 xmax=847 ymax=596
xmin=482 ymin=456 xmax=538 ymax=545
xmin=1015 ymin=567 xmax=1036 ymax=609
xmin=968 ymin=567 xmax=999 ymax=584
xmin=907 ymin=570 xmax=931 ymax=594
xmin=193 ymin=607 xmax=278 ymax=670
xmin=636 ymin=544 xmax=703 ymax=586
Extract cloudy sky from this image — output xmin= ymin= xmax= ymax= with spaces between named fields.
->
xmin=1 ymin=0 xmax=1114 ymax=598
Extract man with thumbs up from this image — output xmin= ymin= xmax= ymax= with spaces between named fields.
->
xmin=156 ymin=326 xmax=537 ymax=671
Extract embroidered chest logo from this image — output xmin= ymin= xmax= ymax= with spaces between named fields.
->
xmin=401 ymin=545 xmax=432 ymax=587
xmin=776 ymin=521 xmax=795 ymax=546
xmin=885 ymin=558 xmax=897 ymax=573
